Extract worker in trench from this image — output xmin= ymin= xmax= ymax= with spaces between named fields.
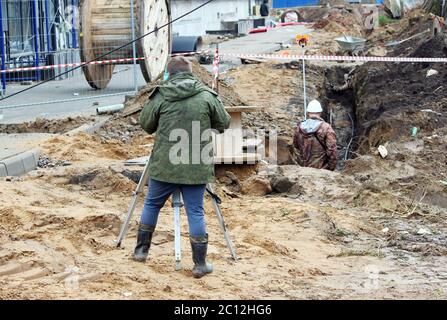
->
xmin=133 ymin=56 xmax=231 ymax=278
xmin=293 ymin=100 xmax=338 ymax=171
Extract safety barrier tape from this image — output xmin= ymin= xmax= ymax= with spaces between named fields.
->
xmin=0 ymin=57 xmax=146 ymax=74
xmin=221 ymin=52 xmax=447 ymax=63
xmin=0 ymin=50 xmax=210 ymax=74
xmin=2 ymin=50 xmax=446 ymax=74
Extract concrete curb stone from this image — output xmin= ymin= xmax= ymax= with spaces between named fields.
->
xmin=0 ymin=148 xmax=40 ymax=177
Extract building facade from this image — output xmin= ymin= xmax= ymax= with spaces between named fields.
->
xmin=171 ymin=0 xmax=260 ymax=36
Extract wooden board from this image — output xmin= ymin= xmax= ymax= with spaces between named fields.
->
xmin=79 ymin=0 xmax=114 ymax=89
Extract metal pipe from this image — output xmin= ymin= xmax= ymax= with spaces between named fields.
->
xmin=173 ymin=190 xmax=183 ymax=271
xmin=31 ymin=0 xmax=41 ymax=81
xmin=171 ymin=36 xmax=204 ymax=54
xmin=96 ymin=103 xmax=125 ymax=115
xmin=344 ymin=112 xmax=355 ymax=161
xmin=302 ymin=45 xmax=307 ymax=119
xmin=44 ymin=0 xmax=52 ymax=52
xmin=71 ymin=0 xmax=78 ymax=48
xmin=0 ymin=0 xmax=6 ymax=94
xmin=130 ymin=0 xmax=138 ymax=93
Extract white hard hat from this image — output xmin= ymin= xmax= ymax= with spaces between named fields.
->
xmin=307 ymin=100 xmax=323 ymax=113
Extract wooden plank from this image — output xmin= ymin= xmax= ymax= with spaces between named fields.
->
xmin=225 ymin=106 xmax=265 ymax=113
xmin=213 ymin=153 xmax=262 ymax=165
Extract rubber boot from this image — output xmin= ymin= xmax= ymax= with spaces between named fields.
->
xmin=190 ymin=234 xmax=213 ymax=278
xmin=133 ymin=224 xmax=155 ymax=263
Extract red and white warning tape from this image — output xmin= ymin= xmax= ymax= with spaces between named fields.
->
xmin=0 ymin=57 xmax=146 ymax=74
xmin=171 ymin=49 xmax=211 ymax=57
xmin=212 ymin=47 xmax=220 ymax=90
xmin=221 ymin=52 xmax=447 ymax=63
xmin=1 ymin=50 xmax=446 ymax=74
xmin=0 ymin=50 xmax=209 ymax=74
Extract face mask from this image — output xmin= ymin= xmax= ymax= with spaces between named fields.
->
xmin=163 ymin=71 xmax=169 ymax=81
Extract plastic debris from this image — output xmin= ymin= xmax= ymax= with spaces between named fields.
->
xmin=417 ymin=228 xmax=431 ymax=235
xmin=411 ymin=127 xmax=418 ymax=137
xmin=426 ymin=69 xmax=439 ymax=77
xmin=378 ymin=145 xmax=388 ymax=158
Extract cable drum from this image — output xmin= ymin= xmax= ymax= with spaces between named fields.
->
xmin=79 ymin=0 xmax=172 ymax=89
xmin=280 ymin=10 xmax=302 ymax=23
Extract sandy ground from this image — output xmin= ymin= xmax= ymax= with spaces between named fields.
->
xmin=0 ymin=129 xmax=446 ymax=300
xmin=1 ymin=8 xmax=446 ymax=300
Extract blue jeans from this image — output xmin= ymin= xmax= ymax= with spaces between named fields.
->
xmin=140 ymin=179 xmax=207 ymax=237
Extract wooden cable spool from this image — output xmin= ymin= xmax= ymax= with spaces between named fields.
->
xmin=79 ymin=0 xmax=171 ymax=89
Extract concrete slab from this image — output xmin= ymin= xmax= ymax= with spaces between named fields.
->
xmin=1 ymin=155 xmax=26 ymax=176
xmin=0 ymin=148 xmax=40 ymax=177
xmin=0 ymin=163 xmax=7 ymax=177
xmin=0 ymin=133 xmax=49 ymax=177
xmin=21 ymin=149 xmax=40 ymax=173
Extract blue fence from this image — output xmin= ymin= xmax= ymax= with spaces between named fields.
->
xmin=0 ymin=0 xmax=79 ymax=93
xmin=273 ymin=0 xmax=384 ymax=7
xmin=272 ymin=0 xmax=319 ymax=8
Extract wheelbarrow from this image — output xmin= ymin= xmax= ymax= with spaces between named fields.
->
xmin=335 ymin=36 xmax=367 ymax=56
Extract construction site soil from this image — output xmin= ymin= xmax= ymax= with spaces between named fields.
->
xmin=0 ymin=9 xmax=446 ymax=299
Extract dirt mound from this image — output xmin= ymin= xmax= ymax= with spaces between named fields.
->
xmin=190 ymin=61 xmax=245 ymax=107
xmin=225 ymin=61 xmax=324 ymax=135
xmin=3 ymin=13 xmax=447 ymax=299
xmin=313 ymin=6 xmax=365 ymax=37
xmin=0 ymin=116 xmax=95 ymax=134
xmin=96 ymin=115 xmax=150 ymax=143
xmin=40 ymin=132 xmax=150 ymax=163
xmin=354 ymin=35 xmax=447 ymax=150
xmin=123 ymin=60 xmax=245 ymax=118
xmin=65 ymin=167 xmax=136 ymax=194
xmin=368 ymin=9 xmax=433 ymax=50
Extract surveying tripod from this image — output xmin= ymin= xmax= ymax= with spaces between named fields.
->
xmin=115 ymin=159 xmax=238 ymax=270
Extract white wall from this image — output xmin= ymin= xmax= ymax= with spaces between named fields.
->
xmin=171 ymin=0 xmax=253 ymax=36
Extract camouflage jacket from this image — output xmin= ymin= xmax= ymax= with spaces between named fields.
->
xmin=139 ymin=72 xmax=231 ymax=185
xmin=293 ymin=117 xmax=338 ymax=171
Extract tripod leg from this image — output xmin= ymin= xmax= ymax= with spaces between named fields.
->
xmin=207 ymin=184 xmax=238 ymax=261
xmin=116 ymin=160 xmax=151 ymax=248
xmin=172 ymin=189 xmax=183 ymax=270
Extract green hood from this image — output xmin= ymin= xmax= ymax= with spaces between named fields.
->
xmin=158 ymin=72 xmax=208 ymax=102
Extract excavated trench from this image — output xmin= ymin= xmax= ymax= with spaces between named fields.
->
xmin=266 ymin=63 xmax=361 ymax=169
xmin=316 ymin=32 xmax=447 ymax=169
xmin=319 ymin=64 xmax=359 ymax=169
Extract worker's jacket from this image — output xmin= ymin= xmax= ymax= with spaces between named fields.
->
xmin=139 ymin=72 xmax=231 ymax=185
xmin=293 ymin=117 xmax=338 ymax=171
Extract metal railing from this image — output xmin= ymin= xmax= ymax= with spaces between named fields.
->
xmin=0 ymin=0 xmax=142 ymax=122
